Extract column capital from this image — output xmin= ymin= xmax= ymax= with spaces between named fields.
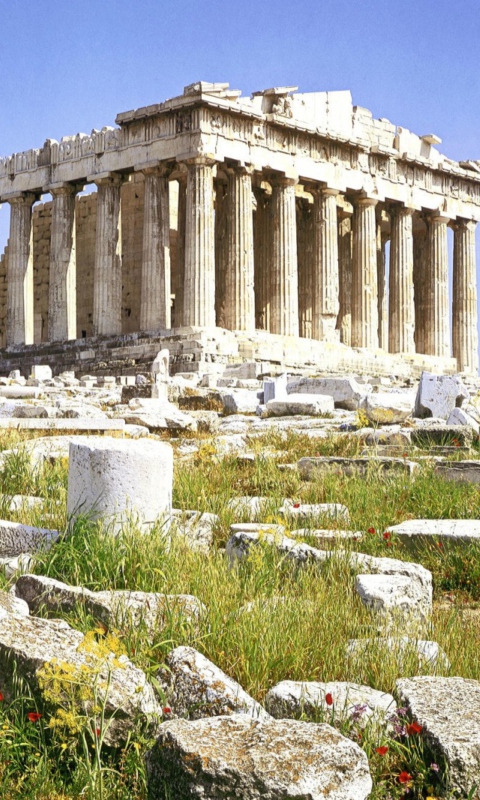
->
xmin=87 ymin=171 xmax=126 ymax=187
xmin=224 ymin=162 xmax=254 ymax=178
xmin=179 ymin=155 xmax=217 ymax=168
xmin=3 ymin=191 xmax=36 ymax=206
xmin=135 ymin=160 xmax=175 ymax=178
xmin=388 ymin=203 xmax=415 ymax=218
xmin=45 ymin=181 xmax=84 ymax=197
xmin=426 ymin=211 xmax=451 ymax=225
xmin=267 ymin=171 xmax=298 ymax=188
xmin=452 ymin=217 xmax=477 ymax=233
xmin=352 ymin=194 xmax=378 ymax=209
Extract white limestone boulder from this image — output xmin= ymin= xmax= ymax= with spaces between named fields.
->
xmin=385 ymin=519 xmax=480 ymax=547
xmin=350 ymin=553 xmax=433 ymax=597
xmin=227 ymin=496 xmax=268 ymax=520
xmin=279 ymin=499 xmax=350 ymax=523
xmin=229 ymin=522 xmax=286 ymax=537
xmin=170 ymin=510 xmax=219 ymax=552
xmin=363 ymin=391 xmax=415 ymax=424
xmin=13 ymin=574 xmax=204 ymax=634
xmin=354 ymin=573 xmax=432 ymax=624
xmin=226 ymin=530 xmax=329 ymax=567
xmin=221 ymin=388 xmax=263 ymax=414
xmin=67 ymin=437 xmax=173 ymax=532
xmin=30 ymin=365 xmax=52 ymax=382
xmin=0 ymin=612 xmax=161 ymax=746
xmin=0 ymin=520 xmax=59 ymax=557
xmin=447 ymin=406 xmax=480 ymax=433
xmin=396 ymin=676 xmax=480 ymax=796
xmin=0 ymin=590 xmax=29 ymax=617
xmin=265 ymin=680 xmax=395 ymax=725
xmin=158 ymin=646 xmax=269 ymax=721
xmin=145 ymin=715 xmax=373 ymax=800
xmin=286 ymin=376 xmax=370 ymax=410
xmin=123 ymin=398 xmax=196 ymax=431
xmin=265 ymin=394 xmax=334 ymax=417
xmin=414 ymin=371 xmax=469 ymax=419
xmin=0 ymin=553 xmax=32 ymax=578
xmin=263 ymin=373 xmax=288 ymax=403
xmin=347 ymin=637 xmax=449 ymax=670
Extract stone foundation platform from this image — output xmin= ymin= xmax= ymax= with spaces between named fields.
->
xmin=0 ymin=327 xmax=459 ymax=380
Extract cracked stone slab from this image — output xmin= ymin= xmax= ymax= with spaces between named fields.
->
xmin=158 ymin=646 xmax=269 ymax=721
xmin=347 ymin=637 xmax=449 ymax=670
xmin=386 ymin=518 xmax=480 ymax=547
xmin=298 ymin=456 xmax=418 ymax=479
xmin=0 ymin=520 xmax=59 ymax=557
xmin=354 ymin=573 xmax=432 ymax=624
xmin=396 ymin=676 xmax=480 ymax=796
xmin=146 ymin=714 xmax=373 ymax=799
xmin=265 ymin=680 xmax=396 ymax=726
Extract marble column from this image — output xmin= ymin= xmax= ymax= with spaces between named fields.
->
xmin=6 ymin=192 xmax=35 ymax=346
xmin=388 ymin=206 xmax=415 ymax=354
xmin=297 ymin=198 xmax=313 ymax=339
xmin=312 ymin=188 xmax=339 ymax=341
xmin=337 ymin=213 xmax=352 ymax=346
xmin=183 ymin=157 xmax=216 ymax=327
xmin=174 ymin=178 xmax=186 ymax=327
xmin=48 ymin=183 xmax=80 ymax=342
xmin=223 ymin=166 xmax=255 ymax=331
xmin=214 ymin=179 xmax=228 ymax=327
xmin=424 ymin=214 xmax=450 ymax=357
xmin=453 ymin=219 xmax=478 ymax=372
xmin=140 ymin=164 xmax=171 ymax=331
xmin=92 ymin=174 xmax=123 ymax=336
xmin=351 ymin=197 xmax=378 ymax=349
xmin=270 ymin=175 xmax=299 ymax=337
xmin=376 ymin=216 xmax=388 ymax=351
xmin=253 ymin=186 xmax=271 ymax=330
xmin=413 ymin=224 xmax=428 ymax=355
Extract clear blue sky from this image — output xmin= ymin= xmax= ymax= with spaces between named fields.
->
xmin=0 ymin=0 xmax=479 ymax=346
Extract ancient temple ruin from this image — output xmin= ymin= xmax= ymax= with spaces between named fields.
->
xmin=0 ymin=81 xmax=479 ymax=377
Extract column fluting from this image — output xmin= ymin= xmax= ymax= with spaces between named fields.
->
xmin=312 ymin=188 xmax=339 ymax=341
xmin=453 ymin=219 xmax=478 ymax=372
xmin=93 ymin=174 xmax=123 ymax=336
xmin=270 ymin=175 xmax=299 ymax=336
xmin=6 ymin=193 xmax=35 ymax=346
xmin=253 ymin=186 xmax=272 ymax=330
xmin=223 ymin=166 xmax=255 ymax=331
xmin=337 ymin=213 xmax=353 ymax=346
xmin=183 ymin=157 xmax=216 ymax=327
xmin=424 ymin=214 xmax=450 ymax=357
xmin=140 ymin=164 xmax=171 ymax=331
xmin=48 ymin=184 xmax=79 ymax=342
xmin=351 ymin=197 xmax=378 ymax=349
xmin=388 ymin=205 xmax=415 ymax=354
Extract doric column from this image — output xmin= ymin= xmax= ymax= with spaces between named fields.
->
xmin=388 ymin=205 xmax=415 ymax=354
xmin=337 ymin=213 xmax=352 ymax=346
xmin=424 ymin=214 xmax=450 ymax=357
xmin=413 ymin=224 xmax=428 ymax=354
xmin=48 ymin=183 xmax=80 ymax=342
xmin=312 ymin=187 xmax=339 ymax=341
xmin=453 ymin=219 xmax=478 ymax=372
xmin=183 ymin=157 xmax=216 ymax=327
xmin=223 ymin=165 xmax=255 ymax=331
xmin=269 ymin=175 xmax=299 ymax=337
xmin=140 ymin=164 xmax=172 ymax=331
xmin=376 ymin=215 xmax=388 ymax=351
xmin=92 ymin=173 xmax=123 ymax=336
xmin=6 ymin=192 xmax=35 ymax=346
xmin=351 ymin=196 xmax=378 ymax=349
xmin=253 ymin=186 xmax=271 ymax=330
xmin=214 ymin=178 xmax=228 ymax=327
xmin=174 ymin=178 xmax=186 ymax=327
xmin=297 ymin=197 xmax=313 ymax=339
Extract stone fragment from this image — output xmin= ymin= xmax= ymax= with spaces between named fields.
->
xmin=447 ymin=406 xmax=480 ymax=433
xmin=386 ymin=518 xmax=480 ymax=547
xmin=265 ymin=680 xmax=395 ymax=725
xmin=0 ymin=553 xmax=32 ymax=578
xmin=263 ymin=373 xmax=287 ymax=404
xmin=0 ymin=386 xmax=41 ymax=399
xmin=13 ymin=575 xmax=204 ymax=633
xmin=221 ymin=388 xmax=263 ymax=414
xmin=363 ymin=391 xmax=415 ymax=424
xmin=30 ymin=365 xmax=52 ymax=381
xmin=0 ymin=520 xmax=58 ymax=557
xmin=67 ymin=438 xmax=173 ymax=532
xmin=290 ymin=528 xmax=362 ymax=543
xmin=14 ymin=405 xmax=49 ymax=418
xmin=354 ymin=573 xmax=432 ymax=624
xmin=414 ymin=371 xmax=469 ymax=419
xmin=151 ymin=348 xmax=169 ymax=381
xmin=411 ymin=424 xmax=473 ymax=448
xmin=435 ymin=460 xmax=480 ymax=484
xmin=229 ymin=522 xmax=286 ymax=537
xmin=171 ymin=510 xmax=218 ymax=552
xmin=0 ymin=612 xmax=161 ymax=746
xmin=265 ymin=393 xmax=334 ymax=416
xmin=286 ymin=376 xmax=370 ymax=410
xmin=347 ymin=637 xmax=449 ymax=670
xmin=226 ymin=530 xmax=329 ymax=567
xmin=279 ymin=499 xmax=350 ymax=523
xmin=158 ymin=646 xmax=269 ymax=720
xmin=396 ymin=676 xmax=480 ymax=796
xmin=146 ymin=714 xmax=373 ymax=800
xmin=123 ymin=399 xmax=196 ymax=431
xmin=227 ymin=496 xmax=268 ymax=520
xmin=0 ymin=590 xmax=29 ymax=617
xmin=298 ymin=456 xmax=417 ymax=479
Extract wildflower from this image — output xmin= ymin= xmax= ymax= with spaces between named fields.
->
xmin=437 ymin=542 xmax=443 ymax=548
xmin=367 ymin=527 xmax=375 ymax=534
xmin=398 ymin=771 xmax=412 ymax=784
xmin=162 ymin=706 xmax=172 ymax=714
xmin=95 ymin=728 xmax=101 ymax=737
xmin=0 ymin=693 xmax=3 ymax=701
xmin=325 ymin=693 xmax=333 ymax=706
xmin=293 ymin=503 xmax=300 ymax=509
xmin=376 ymin=745 xmax=388 ymax=756
xmin=430 ymin=763 xmax=440 ymax=773
xmin=27 ymin=712 xmax=41 ymax=723
xmin=383 ymin=532 xmax=391 ymax=541
xmin=406 ymin=721 xmax=422 ymax=735
xmin=350 ymin=703 xmax=368 ymax=721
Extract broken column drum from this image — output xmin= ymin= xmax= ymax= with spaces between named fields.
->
xmin=67 ymin=438 xmax=173 ymax=532
xmin=0 ymin=80 xmax=478 ymax=375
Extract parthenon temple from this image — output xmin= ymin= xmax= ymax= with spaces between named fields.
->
xmin=0 ymin=81 xmax=479 ymax=376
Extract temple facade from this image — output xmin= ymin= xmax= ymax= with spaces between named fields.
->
xmin=0 ymin=81 xmax=479 ymax=373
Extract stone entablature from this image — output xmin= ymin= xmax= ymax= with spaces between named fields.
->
xmin=0 ymin=81 xmax=479 ymax=374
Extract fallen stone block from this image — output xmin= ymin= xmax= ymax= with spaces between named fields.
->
xmin=221 ymin=388 xmax=263 ymax=414
xmin=124 ymin=400 xmax=196 ymax=431
xmin=263 ymin=373 xmax=288 ymax=404
xmin=229 ymin=522 xmax=286 ymax=537
xmin=226 ymin=530 xmax=330 ymax=567
xmin=171 ymin=510 xmax=218 ymax=552
xmin=411 ymin=424 xmax=473 ymax=448
xmin=0 ymin=386 xmax=41 ymax=399
xmin=435 ymin=460 xmax=480 ymax=485
xmin=0 ymin=553 xmax=32 ymax=578
xmin=354 ymin=573 xmax=432 ymax=624
xmin=287 ymin=376 xmax=370 ymax=410
xmin=290 ymin=528 xmax=362 ymax=543
xmin=67 ymin=438 xmax=173 ymax=532
xmin=0 ymin=611 xmax=161 ymax=746
xmin=0 ymin=590 xmax=29 ymax=617
xmin=298 ymin=456 xmax=417 ymax=479
xmin=447 ymin=406 xmax=480 ymax=433
xmin=363 ymin=391 xmax=415 ymax=424
xmin=0 ymin=520 xmax=58 ymax=557
xmin=386 ymin=518 xmax=480 ymax=547
xmin=279 ymin=499 xmax=350 ymax=523
xmin=158 ymin=646 xmax=269 ymax=720
xmin=30 ymin=365 xmax=52 ymax=382
xmin=265 ymin=680 xmax=395 ymax=725
xmin=146 ymin=714 xmax=373 ymax=800
xmin=414 ymin=372 xmax=469 ymax=420
xmin=396 ymin=676 xmax=480 ymax=796
xmin=347 ymin=636 xmax=449 ymax=670
xmin=0 ymin=418 xmax=125 ymax=431
xmin=227 ymin=496 xmax=268 ymax=520
xmin=265 ymin=394 xmax=334 ymax=417
xmin=13 ymin=575 xmax=204 ymax=634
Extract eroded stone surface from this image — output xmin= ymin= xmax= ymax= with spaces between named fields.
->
xmin=146 ymin=714 xmax=373 ymax=799
xmin=0 ymin=520 xmax=58 ymax=557
xmin=354 ymin=573 xmax=432 ymax=624
xmin=265 ymin=680 xmax=395 ymax=725
xmin=414 ymin=372 xmax=469 ymax=419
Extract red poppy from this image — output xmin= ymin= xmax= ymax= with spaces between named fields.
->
xmin=27 ymin=712 xmax=41 ymax=723
xmin=376 ymin=746 xmax=388 ymax=756
xmin=0 ymin=693 xmax=3 ymax=702
xmin=406 ymin=721 xmax=422 ymax=735
xmin=383 ymin=532 xmax=391 ymax=541
xmin=292 ymin=503 xmax=300 ymax=509
xmin=398 ymin=771 xmax=412 ymax=784
xmin=367 ymin=527 xmax=375 ymax=534
xmin=162 ymin=706 xmax=172 ymax=714
xmin=95 ymin=728 xmax=101 ymax=737
xmin=325 ymin=693 xmax=333 ymax=706
xmin=437 ymin=542 xmax=443 ymax=548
